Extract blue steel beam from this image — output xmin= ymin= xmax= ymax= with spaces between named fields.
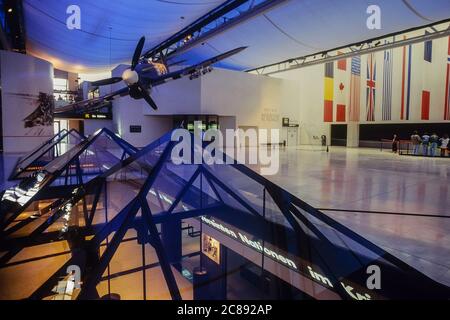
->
xmin=202 ymin=167 xmax=261 ymax=217
xmin=144 ymin=0 xmax=289 ymax=60
xmin=166 ymin=167 xmax=201 ymax=214
xmin=140 ymin=198 xmax=182 ymax=300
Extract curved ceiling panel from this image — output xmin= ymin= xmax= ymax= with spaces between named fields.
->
xmin=23 ymin=0 xmax=450 ymax=73
xmin=23 ymin=0 xmax=223 ymax=72
xmin=171 ymin=0 xmax=450 ymax=70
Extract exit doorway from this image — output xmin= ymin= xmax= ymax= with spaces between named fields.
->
xmin=53 ymin=119 xmax=84 ymax=136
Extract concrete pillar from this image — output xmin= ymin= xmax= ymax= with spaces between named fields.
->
xmin=347 ymin=122 xmax=360 ymax=148
xmin=192 ymin=267 xmax=210 ymax=300
xmin=160 ymin=219 xmax=182 ymax=263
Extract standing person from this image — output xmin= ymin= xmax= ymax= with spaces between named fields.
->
xmin=440 ymin=134 xmax=449 ymax=157
xmin=429 ymin=133 xmax=439 ymax=157
xmin=411 ymin=131 xmax=421 ymax=155
xmin=421 ymin=132 xmax=430 ymax=156
xmin=392 ymin=134 xmax=399 ymax=153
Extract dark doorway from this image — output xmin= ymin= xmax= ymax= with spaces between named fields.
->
xmin=360 ymin=123 xmax=450 ymax=141
xmin=331 ymin=124 xmax=347 ymax=146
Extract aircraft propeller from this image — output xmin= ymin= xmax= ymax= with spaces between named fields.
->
xmin=90 ymin=36 xmax=158 ymax=110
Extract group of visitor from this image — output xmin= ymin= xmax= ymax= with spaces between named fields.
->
xmin=408 ymin=131 xmax=449 ymax=157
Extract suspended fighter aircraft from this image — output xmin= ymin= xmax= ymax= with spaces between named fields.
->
xmin=54 ymin=37 xmax=246 ymax=114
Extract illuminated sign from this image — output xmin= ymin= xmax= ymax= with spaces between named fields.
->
xmin=202 ymin=234 xmax=221 ymax=264
xmin=200 ymin=216 xmax=374 ymax=300
xmin=84 ymin=114 xmax=108 ymax=119
xmin=201 ymin=216 xmax=297 ymax=270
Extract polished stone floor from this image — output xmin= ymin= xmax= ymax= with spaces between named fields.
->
xmin=0 ymin=145 xmax=449 ymax=298
xmin=247 ymin=146 xmax=450 ymax=286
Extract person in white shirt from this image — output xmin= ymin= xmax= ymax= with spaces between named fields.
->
xmin=421 ymin=132 xmax=430 ymax=156
xmin=440 ymin=134 xmax=449 ymax=157
xmin=429 ymin=133 xmax=439 ymax=157
xmin=410 ymin=131 xmax=421 ymax=155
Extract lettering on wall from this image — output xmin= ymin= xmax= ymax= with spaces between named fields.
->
xmin=201 ymin=216 xmax=297 ymax=270
xmin=200 ymin=216 xmax=375 ymax=300
xmin=261 ymin=107 xmax=280 ymax=123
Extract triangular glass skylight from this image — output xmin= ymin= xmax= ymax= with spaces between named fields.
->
xmin=10 ymin=129 xmax=85 ymax=180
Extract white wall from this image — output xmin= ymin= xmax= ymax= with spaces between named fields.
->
xmin=273 ymin=64 xmax=330 ymax=145
xmin=84 ymin=119 xmax=114 ymax=136
xmin=112 ymin=91 xmax=173 ymax=148
xmin=0 ymin=51 xmax=54 ymax=153
xmin=111 ymin=67 xmax=300 ymax=147
xmin=200 ymin=69 xmax=299 ymax=132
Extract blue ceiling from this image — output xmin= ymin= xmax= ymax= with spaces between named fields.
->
xmin=24 ymin=0 xmax=222 ymax=71
xmin=23 ymin=0 xmax=450 ymax=73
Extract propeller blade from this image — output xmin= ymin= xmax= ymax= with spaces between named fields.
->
xmin=131 ymin=36 xmax=145 ymax=70
xmin=91 ymin=77 xmax=123 ymax=87
xmin=138 ymin=83 xmax=158 ymax=110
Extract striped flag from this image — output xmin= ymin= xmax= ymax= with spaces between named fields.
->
xmin=401 ymin=40 xmax=412 ymax=120
xmin=382 ymin=46 xmax=393 ymax=121
xmin=349 ymin=56 xmax=361 ymax=121
xmin=421 ymin=90 xmax=430 ymax=120
xmin=335 ymin=54 xmax=347 ymax=122
xmin=323 ymin=62 xmax=334 ymax=122
xmin=366 ymin=53 xmax=376 ymax=121
xmin=420 ymin=32 xmax=434 ymax=120
xmin=424 ymin=32 xmax=432 ymax=63
xmin=445 ymin=36 xmax=450 ymax=120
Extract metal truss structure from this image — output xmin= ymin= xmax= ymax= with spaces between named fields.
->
xmin=248 ymin=19 xmax=450 ymax=75
xmin=9 ymin=129 xmax=86 ymax=181
xmin=143 ymin=0 xmax=289 ymax=62
xmin=0 ymin=128 xmax=137 ymax=234
xmin=1 ymin=129 xmax=449 ymax=300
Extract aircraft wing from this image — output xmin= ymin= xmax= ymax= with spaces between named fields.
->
xmin=144 ymin=46 xmax=247 ymax=86
xmin=54 ymin=87 xmax=129 ymax=114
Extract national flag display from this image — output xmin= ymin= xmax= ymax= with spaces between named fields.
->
xmin=382 ymin=46 xmax=393 ymax=121
xmin=324 ymin=62 xmax=334 ymax=122
xmin=349 ymin=56 xmax=361 ymax=122
xmin=366 ymin=53 xmax=376 ymax=121
xmin=424 ymin=32 xmax=432 ymax=63
xmin=421 ymin=90 xmax=430 ymax=120
xmin=335 ymin=54 xmax=347 ymax=122
xmin=401 ymin=41 xmax=412 ymax=120
xmin=445 ymin=36 xmax=450 ymax=120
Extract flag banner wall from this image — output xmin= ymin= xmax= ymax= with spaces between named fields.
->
xmin=349 ymin=56 xmax=361 ymax=122
xmin=382 ymin=45 xmax=393 ymax=121
xmin=445 ymin=36 xmax=450 ymax=120
xmin=366 ymin=53 xmax=377 ymax=121
xmin=335 ymin=56 xmax=349 ymax=122
xmin=337 ymin=51 xmax=347 ymax=71
xmin=400 ymin=39 xmax=413 ymax=120
xmin=289 ymin=34 xmax=450 ymax=127
xmin=421 ymin=35 xmax=433 ymax=121
xmin=424 ymin=31 xmax=433 ymax=63
xmin=324 ymin=62 xmax=334 ymax=122
xmin=336 ymin=104 xmax=346 ymax=122
xmin=421 ymin=90 xmax=430 ymax=120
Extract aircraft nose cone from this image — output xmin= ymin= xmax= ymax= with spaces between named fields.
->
xmin=122 ymin=69 xmax=139 ymax=85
